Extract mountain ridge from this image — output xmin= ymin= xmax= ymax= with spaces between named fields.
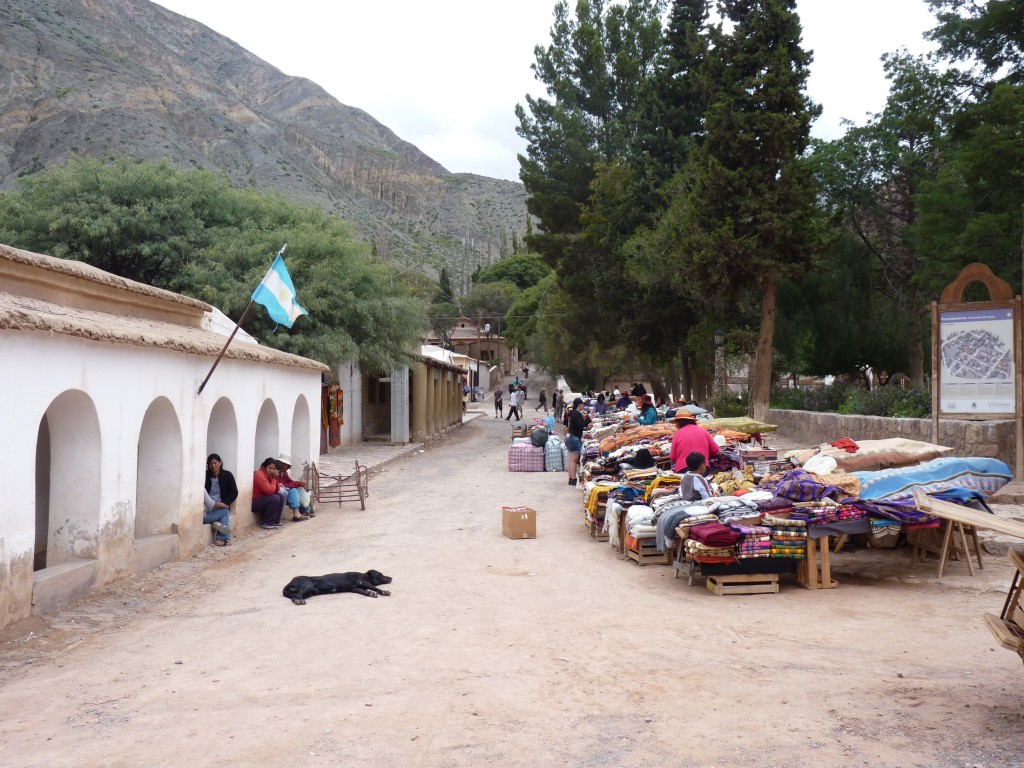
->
xmin=0 ymin=0 xmax=528 ymax=274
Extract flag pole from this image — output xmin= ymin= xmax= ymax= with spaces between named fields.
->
xmin=196 ymin=300 xmax=254 ymax=396
xmin=196 ymin=244 xmax=288 ymax=396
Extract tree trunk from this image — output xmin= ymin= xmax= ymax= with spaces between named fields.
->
xmin=749 ymin=270 xmax=777 ymax=422
xmin=908 ymin=309 xmax=925 ymax=388
xmin=681 ymin=355 xmax=692 ymax=402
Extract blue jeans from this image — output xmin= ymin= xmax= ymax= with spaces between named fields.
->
xmin=203 ymin=506 xmax=231 ymax=542
xmin=286 ymin=488 xmax=310 ymax=515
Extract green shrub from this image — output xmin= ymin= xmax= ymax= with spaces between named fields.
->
xmin=710 ymin=389 xmax=750 ymax=418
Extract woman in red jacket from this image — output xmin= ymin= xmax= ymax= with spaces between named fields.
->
xmin=252 ymin=457 xmax=285 ymax=529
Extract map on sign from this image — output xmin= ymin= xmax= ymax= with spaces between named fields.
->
xmin=939 ymin=307 xmax=1015 ymax=414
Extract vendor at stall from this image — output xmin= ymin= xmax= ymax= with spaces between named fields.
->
xmin=565 ymin=397 xmax=592 ymax=486
xmin=669 ymin=411 xmax=720 ymax=473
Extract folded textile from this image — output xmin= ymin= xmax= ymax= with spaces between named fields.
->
xmin=853 ymin=457 xmax=1013 ymax=501
xmin=761 ymin=468 xmax=854 ymax=503
xmin=689 ymin=521 xmax=742 ymax=547
xmin=685 ymin=539 xmax=736 ymax=558
xmin=763 ymin=513 xmax=805 ymax=528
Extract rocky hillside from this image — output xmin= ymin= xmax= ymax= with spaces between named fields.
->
xmin=0 ymin=0 xmax=528 ymax=273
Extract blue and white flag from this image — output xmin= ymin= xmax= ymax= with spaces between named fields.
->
xmin=251 ymin=254 xmax=308 ymax=328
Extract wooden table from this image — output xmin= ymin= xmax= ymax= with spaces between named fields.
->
xmin=913 ymin=491 xmax=1024 ymax=577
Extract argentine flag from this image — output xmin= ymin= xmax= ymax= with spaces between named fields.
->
xmin=252 ymin=255 xmax=308 ymax=328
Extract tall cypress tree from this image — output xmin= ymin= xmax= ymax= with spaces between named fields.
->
xmin=654 ymin=0 xmax=822 ymax=418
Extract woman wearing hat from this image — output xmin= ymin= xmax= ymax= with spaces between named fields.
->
xmin=275 ymin=454 xmax=312 ymax=521
xmin=668 ymin=411 xmax=720 ymax=473
xmin=564 ymin=397 xmax=591 ymax=486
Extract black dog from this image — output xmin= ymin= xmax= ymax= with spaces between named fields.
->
xmin=283 ymin=570 xmax=393 ymax=605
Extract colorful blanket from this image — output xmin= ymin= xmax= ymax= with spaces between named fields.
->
xmin=852 ymin=457 xmax=1012 ymax=501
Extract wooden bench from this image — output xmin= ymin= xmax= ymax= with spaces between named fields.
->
xmin=984 ymin=548 xmax=1024 ymax=665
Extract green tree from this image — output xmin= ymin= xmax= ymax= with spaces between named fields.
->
xmin=645 ymin=0 xmax=822 ymax=419
xmin=927 ymin=0 xmax=1024 ymax=84
xmin=0 ymin=156 xmax=426 ymax=372
xmin=436 ymin=265 xmax=455 ymax=303
xmin=810 ymin=52 xmax=960 ymax=385
xmin=460 ymin=281 xmax=520 ymax=330
xmin=474 ymin=253 xmax=552 ymax=290
xmin=515 ymin=0 xmax=666 ymax=357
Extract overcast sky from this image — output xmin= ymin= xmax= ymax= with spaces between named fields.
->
xmin=153 ymin=0 xmax=938 ymax=181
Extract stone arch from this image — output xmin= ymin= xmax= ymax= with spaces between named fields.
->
xmin=135 ymin=397 xmax=183 ymax=538
xmin=35 ymin=390 xmax=101 ymax=569
xmin=254 ymin=399 xmax=279 ymax=469
xmin=290 ymin=395 xmax=312 ymax=468
xmin=206 ymin=397 xmax=239 ymax=475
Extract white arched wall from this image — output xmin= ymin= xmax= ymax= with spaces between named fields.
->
xmin=291 ymin=395 xmax=311 ymax=468
xmin=254 ymin=399 xmax=279 ymax=469
xmin=207 ymin=397 xmax=239 ymax=475
xmin=135 ymin=398 xmax=183 ymax=538
xmin=39 ymin=390 xmax=101 ymax=567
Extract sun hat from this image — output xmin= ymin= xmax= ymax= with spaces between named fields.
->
xmin=672 ymin=411 xmax=697 ymax=423
xmin=274 ymin=453 xmax=293 ymax=467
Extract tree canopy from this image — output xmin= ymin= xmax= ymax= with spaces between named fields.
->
xmin=0 ymin=156 xmax=426 ymax=372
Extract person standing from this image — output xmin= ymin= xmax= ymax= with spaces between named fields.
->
xmin=536 ymin=386 xmax=548 ymax=413
xmin=565 ymin=397 xmax=592 ymax=486
xmin=252 ymin=457 xmax=285 ymax=529
xmin=494 ymin=387 xmax=503 ymax=418
xmin=552 ymin=389 xmax=564 ymax=421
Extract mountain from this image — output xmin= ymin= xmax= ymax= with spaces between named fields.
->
xmin=0 ymin=0 xmax=529 ymax=274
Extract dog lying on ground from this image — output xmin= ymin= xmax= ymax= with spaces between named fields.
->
xmin=283 ymin=570 xmax=393 ymax=605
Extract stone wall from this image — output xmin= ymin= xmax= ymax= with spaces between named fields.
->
xmin=766 ymin=409 xmax=1017 ymax=467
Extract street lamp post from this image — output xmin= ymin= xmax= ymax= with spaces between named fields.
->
xmin=713 ymin=327 xmax=727 ymax=397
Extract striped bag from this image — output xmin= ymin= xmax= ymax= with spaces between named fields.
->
xmin=545 ymin=435 xmax=565 ymax=472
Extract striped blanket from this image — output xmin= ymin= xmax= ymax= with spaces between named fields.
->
xmin=853 ymin=457 xmax=1012 ymax=501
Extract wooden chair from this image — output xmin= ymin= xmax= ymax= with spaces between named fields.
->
xmin=984 ymin=548 xmax=1024 ymax=665
xmin=311 ymin=460 xmax=369 ymax=510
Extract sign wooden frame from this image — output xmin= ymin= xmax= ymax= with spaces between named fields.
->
xmin=931 ymin=263 xmax=1022 ymax=477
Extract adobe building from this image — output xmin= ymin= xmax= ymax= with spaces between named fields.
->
xmin=0 ymin=244 xmax=328 ymax=629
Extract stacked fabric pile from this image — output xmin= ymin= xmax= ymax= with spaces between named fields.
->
xmin=732 ymin=524 xmax=773 ymax=559
xmin=684 ymin=521 xmax=741 ymax=563
xmin=763 ymin=514 xmax=807 ymax=559
xmin=788 ymin=501 xmax=867 ymax=526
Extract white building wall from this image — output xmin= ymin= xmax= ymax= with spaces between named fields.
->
xmin=0 ymin=330 xmax=321 ymax=628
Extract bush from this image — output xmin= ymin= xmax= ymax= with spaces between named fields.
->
xmin=709 ymin=389 xmax=750 ymax=418
xmin=771 ymin=381 xmax=851 ymax=412
xmin=772 ymin=382 xmax=931 ymax=418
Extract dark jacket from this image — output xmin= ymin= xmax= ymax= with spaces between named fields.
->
xmin=205 ymin=468 xmax=239 ymax=506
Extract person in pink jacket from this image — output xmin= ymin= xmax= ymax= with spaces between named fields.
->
xmin=669 ymin=412 xmax=720 ymax=473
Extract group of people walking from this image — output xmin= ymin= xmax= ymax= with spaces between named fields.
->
xmin=201 ymin=452 xmax=314 ymax=546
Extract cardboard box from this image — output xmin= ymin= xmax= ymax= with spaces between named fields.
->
xmin=502 ymin=506 xmax=536 ymax=539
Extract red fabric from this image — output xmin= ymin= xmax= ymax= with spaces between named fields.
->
xmin=689 ymin=521 xmax=741 ymax=547
xmin=830 ymin=437 xmax=860 ymax=453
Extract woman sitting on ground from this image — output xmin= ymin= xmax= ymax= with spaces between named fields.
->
xmin=637 ymin=396 xmax=659 ymax=425
xmin=203 ymin=453 xmax=238 ymax=546
xmin=252 ymin=457 xmax=285 ymax=529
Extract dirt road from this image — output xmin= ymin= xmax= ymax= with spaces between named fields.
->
xmin=1 ymin=405 xmax=1022 ymax=768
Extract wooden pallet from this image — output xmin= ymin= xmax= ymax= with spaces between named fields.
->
xmin=625 ymin=540 xmax=670 ymax=566
xmin=706 ymin=573 xmax=779 ymax=596
xmin=584 ymin=517 xmax=609 ymax=542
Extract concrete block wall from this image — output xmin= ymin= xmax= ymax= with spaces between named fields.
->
xmin=766 ymin=409 xmax=1017 ymax=468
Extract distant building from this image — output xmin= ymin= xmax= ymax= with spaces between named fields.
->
xmin=423 ymin=316 xmax=517 ymax=374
